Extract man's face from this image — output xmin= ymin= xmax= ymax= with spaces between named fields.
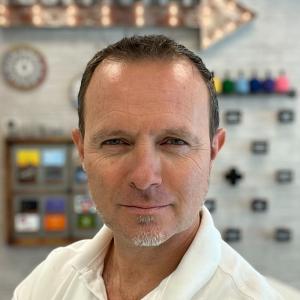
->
xmin=73 ymin=59 xmax=225 ymax=247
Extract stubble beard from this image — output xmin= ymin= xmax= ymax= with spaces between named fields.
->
xmin=132 ymin=215 xmax=168 ymax=247
xmin=96 ymin=209 xmax=168 ymax=247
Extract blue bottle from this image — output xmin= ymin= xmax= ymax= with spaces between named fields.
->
xmin=249 ymin=71 xmax=262 ymax=94
xmin=262 ymin=71 xmax=275 ymax=93
xmin=235 ymin=71 xmax=250 ymax=94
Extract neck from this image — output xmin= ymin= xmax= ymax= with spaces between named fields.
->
xmin=103 ymin=215 xmax=201 ymax=300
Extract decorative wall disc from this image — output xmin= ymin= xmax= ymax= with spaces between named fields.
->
xmin=2 ymin=45 xmax=47 ymax=91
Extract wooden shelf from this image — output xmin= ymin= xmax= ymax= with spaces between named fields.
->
xmin=9 ymin=236 xmax=76 ymax=246
xmin=219 ymin=90 xmax=297 ymax=99
xmin=4 ymin=136 xmax=100 ymax=246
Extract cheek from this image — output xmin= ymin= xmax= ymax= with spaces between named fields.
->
xmin=168 ymin=154 xmax=211 ymax=202
xmin=84 ymin=155 xmax=121 ymax=197
xmin=85 ymin=153 xmax=123 ymax=180
xmin=84 ymin=150 xmax=211 ymax=206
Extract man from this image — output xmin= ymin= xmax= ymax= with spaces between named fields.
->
xmin=13 ymin=35 xmax=283 ymax=299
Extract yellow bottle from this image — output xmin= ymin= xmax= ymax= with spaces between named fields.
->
xmin=213 ymin=75 xmax=222 ymax=94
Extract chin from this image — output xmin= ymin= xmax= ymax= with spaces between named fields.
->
xmin=126 ymin=220 xmax=171 ymax=247
xmin=131 ymin=232 xmax=168 ymax=247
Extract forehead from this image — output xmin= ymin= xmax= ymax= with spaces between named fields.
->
xmin=84 ymin=58 xmax=209 ymax=133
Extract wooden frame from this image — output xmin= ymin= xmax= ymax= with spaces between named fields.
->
xmin=4 ymin=136 xmax=80 ymax=246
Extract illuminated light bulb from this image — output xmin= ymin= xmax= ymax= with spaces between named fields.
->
xmin=32 ymin=4 xmax=42 ymax=15
xmin=213 ymin=29 xmax=224 ymax=39
xmin=135 ymin=16 xmax=145 ymax=27
xmin=227 ymin=1 xmax=236 ymax=11
xmin=32 ymin=15 xmax=42 ymax=26
xmin=168 ymin=3 xmax=179 ymax=16
xmin=201 ymin=16 xmax=211 ymax=26
xmin=202 ymin=5 xmax=211 ymax=16
xmin=0 ymin=16 xmax=8 ymax=25
xmin=0 ymin=4 xmax=8 ymax=14
xmin=225 ymin=21 xmax=237 ymax=32
xmin=66 ymin=16 xmax=76 ymax=26
xmin=169 ymin=16 xmax=179 ymax=27
xmin=66 ymin=4 xmax=78 ymax=16
xmin=101 ymin=5 xmax=110 ymax=16
xmin=101 ymin=16 xmax=111 ymax=26
xmin=241 ymin=11 xmax=251 ymax=22
xmin=202 ymin=37 xmax=211 ymax=48
xmin=135 ymin=4 xmax=144 ymax=16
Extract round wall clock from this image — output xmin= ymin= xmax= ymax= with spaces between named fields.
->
xmin=2 ymin=45 xmax=47 ymax=91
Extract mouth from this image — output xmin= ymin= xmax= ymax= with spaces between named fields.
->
xmin=119 ymin=204 xmax=171 ymax=214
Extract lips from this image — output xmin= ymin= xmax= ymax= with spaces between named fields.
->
xmin=120 ymin=204 xmax=170 ymax=209
xmin=119 ymin=204 xmax=171 ymax=214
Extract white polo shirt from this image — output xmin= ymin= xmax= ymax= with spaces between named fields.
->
xmin=13 ymin=207 xmax=287 ymax=299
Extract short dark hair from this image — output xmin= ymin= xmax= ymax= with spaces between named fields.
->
xmin=78 ymin=34 xmax=219 ymax=142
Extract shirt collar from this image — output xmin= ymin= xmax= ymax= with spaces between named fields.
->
xmin=156 ymin=205 xmax=222 ymax=299
xmin=70 ymin=206 xmax=221 ymax=300
xmin=70 ymin=224 xmax=113 ymax=274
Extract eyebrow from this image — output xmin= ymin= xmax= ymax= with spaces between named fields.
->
xmin=89 ymin=127 xmax=200 ymax=145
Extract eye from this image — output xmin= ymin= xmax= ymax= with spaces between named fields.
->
xmin=163 ymin=138 xmax=188 ymax=146
xmin=102 ymin=138 xmax=128 ymax=146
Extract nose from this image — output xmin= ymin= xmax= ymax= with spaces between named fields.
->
xmin=127 ymin=143 xmax=162 ymax=191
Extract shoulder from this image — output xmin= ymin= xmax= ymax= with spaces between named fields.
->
xmin=12 ymin=239 xmax=90 ymax=300
xmin=13 ymin=226 xmax=113 ymax=300
xmin=35 ymin=239 xmax=90 ymax=274
xmin=215 ymin=241 xmax=283 ymax=300
xmin=45 ymin=239 xmax=89 ymax=264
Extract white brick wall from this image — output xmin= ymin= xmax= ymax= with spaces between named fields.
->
xmin=0 ymin=0 xmax=299 ymax=290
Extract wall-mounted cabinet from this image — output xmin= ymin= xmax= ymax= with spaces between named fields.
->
xmin=4 ymin=137 xmax=102 ymax=246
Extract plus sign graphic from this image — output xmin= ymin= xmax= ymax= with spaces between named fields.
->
xmin=225 ymin=168 xmax=243 ymax=186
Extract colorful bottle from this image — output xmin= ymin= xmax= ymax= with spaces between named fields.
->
xmin=262 ymin=71 xmax=275 ymax=93
xmin=222 ymin=72 xmax=235 ymax=94
xmin=275 ymin=70 xmax=290 ymax=94
xmin=235 ymin=71 xmax=249 ymax=94
xmin=213 ymin=73 xmax=223 ymax=95
xmin=249 ymin=71 xmax=262 ymax=94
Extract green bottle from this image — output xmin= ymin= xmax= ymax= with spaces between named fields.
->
xmin=222 ymin=71 xmax=235 ymax=94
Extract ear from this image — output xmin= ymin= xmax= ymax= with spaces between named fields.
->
xmin=211 ymin=128 xmax=226 ymax=161
xmin=72 ymin=128 xmax=84 ymax=163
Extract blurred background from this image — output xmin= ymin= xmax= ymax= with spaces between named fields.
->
xmin=0 ymin=0 xmax=300 ymax=298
